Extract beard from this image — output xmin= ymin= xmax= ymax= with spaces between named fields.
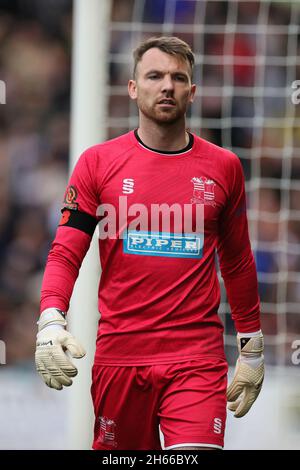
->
xmin=137 ymin=98 xmax=187 ymax=125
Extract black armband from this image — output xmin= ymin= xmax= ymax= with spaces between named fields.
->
xmin=59 ymin=209 xmax=98 ymax=237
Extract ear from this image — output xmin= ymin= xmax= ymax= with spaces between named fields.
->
xmin=189 ymin=84 xmax=197 ymax=103
xmin=128 ymin=79 xmax=137 ymax=100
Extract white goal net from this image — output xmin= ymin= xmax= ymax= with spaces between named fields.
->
xmin=106 ymin=0 xmax=300 ymax=368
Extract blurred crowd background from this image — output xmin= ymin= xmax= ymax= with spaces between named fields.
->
xmin=0 ymin=0 xmax=299 ymax=368
xmin=0 ymin=0 xmax=73 ymax=365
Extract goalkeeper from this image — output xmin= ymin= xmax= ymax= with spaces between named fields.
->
xmin=35 ymin=36 xmax=264 ymax=450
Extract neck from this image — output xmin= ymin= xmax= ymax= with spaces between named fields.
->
xmin=138 ymin=114 xmax=189 ymax=151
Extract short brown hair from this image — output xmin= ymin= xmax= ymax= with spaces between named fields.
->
xmin=133 ymin=36 xmax=195 ymax=78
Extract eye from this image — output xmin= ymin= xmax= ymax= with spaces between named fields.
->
xmin=148 ymin=74 xmax=160 ymax=80
xmin=174 ymin=74 xmax=188 ymax=82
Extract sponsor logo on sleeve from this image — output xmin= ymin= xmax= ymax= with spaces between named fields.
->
xmin=62 ymin=185 xmax=79 ymax=210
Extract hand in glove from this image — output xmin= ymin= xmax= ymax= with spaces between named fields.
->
xmin=35 ymin=308 xmax=86 ymax=390
xmin=227 ymin=331 xmax=264 ymax=418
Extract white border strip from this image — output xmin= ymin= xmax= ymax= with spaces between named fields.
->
xmin=164 ymin=442 xmax=223 ymax=450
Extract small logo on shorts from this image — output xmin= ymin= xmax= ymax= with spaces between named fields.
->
xmin=97 ymin=416 xmax=117 ymax=447
xmin=213 ymin=417 xmax=222 ymax=434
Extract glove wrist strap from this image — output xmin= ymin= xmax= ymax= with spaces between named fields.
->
xmin=237 ymin=331 xmax=264 ymax=358
xmin=38 ymin=308 xmax=67 ymax=331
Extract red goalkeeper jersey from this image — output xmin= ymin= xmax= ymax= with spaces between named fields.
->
xmin=40 ymin=131 xmax=260 ymax=365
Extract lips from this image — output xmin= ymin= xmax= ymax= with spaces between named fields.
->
xmin=157 ymin=99 xmax=176 ymax=106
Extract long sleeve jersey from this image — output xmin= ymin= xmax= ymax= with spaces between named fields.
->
xmin=40 ymin=130 xmax=261 ymax=365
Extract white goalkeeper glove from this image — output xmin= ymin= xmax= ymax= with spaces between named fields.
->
xmin=227 ymin=330 xmax=264 ymax=418
xmin=35 ymin=308 xmax=86 ymax=390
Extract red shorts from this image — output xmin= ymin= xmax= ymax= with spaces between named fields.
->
xmin=91 ymin=358 xmax=228 ymax=450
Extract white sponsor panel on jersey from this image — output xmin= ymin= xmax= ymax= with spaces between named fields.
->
xmin=123 ymin=230 xmax=204 ymax=258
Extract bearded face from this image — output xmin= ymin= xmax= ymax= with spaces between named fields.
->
xmin=128 ymin=48 xmax=196 ymax=126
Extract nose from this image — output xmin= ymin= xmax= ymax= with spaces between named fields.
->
xmin=161 ymin=74 xmax=174 ymax=94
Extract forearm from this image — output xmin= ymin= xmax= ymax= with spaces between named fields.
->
xmin=40 ymin=226 xmax=92 ymax=313
xmin=220 ymin=248 xmax=261 ymax=333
